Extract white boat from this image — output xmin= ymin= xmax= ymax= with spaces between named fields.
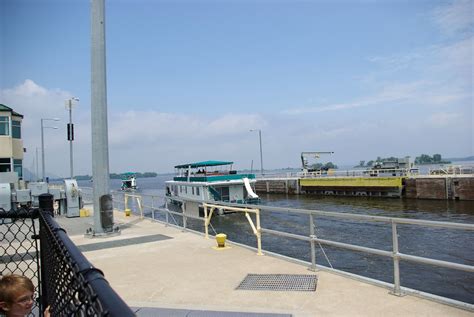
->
xmin=165 ymin=160 xmax=259 ymax=205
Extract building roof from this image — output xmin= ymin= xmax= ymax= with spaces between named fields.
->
xmin=0 ymin=104 xmax=24 ymax=118
xmin=174 ymin=160 xmax=233 ymax=169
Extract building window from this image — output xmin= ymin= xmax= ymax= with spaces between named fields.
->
xmin=12 ymin=120 xmax=21 ymax=139
xmin=0 ymin=117 xmax=9 ymax=136
xmin=0 ymin=158 xmax=11 ymax=173
xmin=14 ymin=159 xmax=22 ymax=178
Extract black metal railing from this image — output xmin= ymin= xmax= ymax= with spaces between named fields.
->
xmin=1 ymin=198 xmax=134 ymax=316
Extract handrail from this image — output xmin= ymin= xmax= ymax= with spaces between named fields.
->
xmin=106 ymin=190 xmax=473 ymax=308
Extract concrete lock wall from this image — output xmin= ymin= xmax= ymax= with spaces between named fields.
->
xmin=256 ymin=177 xmax=474 ymax=201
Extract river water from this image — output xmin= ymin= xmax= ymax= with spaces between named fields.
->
xmin=79 ymin=175 xmax=474 ymax=304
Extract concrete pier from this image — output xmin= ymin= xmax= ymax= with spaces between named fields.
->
xmin=56 ymin=209 xmax=472 ymax=316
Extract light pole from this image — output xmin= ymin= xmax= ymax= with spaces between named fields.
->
xmin=250 ymin=129 xmax=264 ymax=175
xmin=41 ymin=118 xmax=60 ymax=182
xmin=66 ymin=97 xmax=79 ymax=179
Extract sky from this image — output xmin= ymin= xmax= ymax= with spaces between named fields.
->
xmin=0 ymin=0 xmax=473 ymax=177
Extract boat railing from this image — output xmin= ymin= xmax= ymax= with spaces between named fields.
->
xmin=105 ymin=190 xmax=474 ymax=311
xmin=258 ymin=165 xmax=474 ymax=179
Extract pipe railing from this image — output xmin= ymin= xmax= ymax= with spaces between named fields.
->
xmin=99 ymin=190 xmax=473 ymax=309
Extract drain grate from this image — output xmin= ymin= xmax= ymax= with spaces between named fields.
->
xmin=236 ymin=274 xmax=317 ymax=292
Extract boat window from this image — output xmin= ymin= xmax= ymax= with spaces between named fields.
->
xmin=192 ymin=187 xmax=195 ymax=195
xmin=196 ymin=187 xmax=200 ymax=196
xmin=185 ymin=186 xmax=188 ymax=194
xmin=218 ymin=187 xmax=230 ymax=201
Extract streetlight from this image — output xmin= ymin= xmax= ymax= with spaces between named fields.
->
xmin=41 ymin=118 xmax=60 ymax=182
xmin=65 ymin=97 xmax=79 ymax=179
xmin=250 ymin=129 xmax=264 ymax=175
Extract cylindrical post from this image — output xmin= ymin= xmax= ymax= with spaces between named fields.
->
xmin=68 ymin=100 xmax=74 ymax=179
xmin=151 ymin=197 xmax=155 ymax=220
xmin=39 ymin=193 xmax=54 ymax=216
xmin=256 ymin=209 xmax=263 ymax=255
xmin=91 ymin=0 xmax=112 ymax=234
xmin=41 ymin=119 xmax=45 ymax=181
xmin=35 ymin=148 xmax=39 ymax=181
xmin=309 ymin=213 xmax=316 ymax=271
xmin=204 ymin=203 xmax=209 ymax=239
xmin=258 ymin=130 xmax=263 ymax=175
xmin=181 ymin=202 xmax=186 ymax=231
xmin=392 ymin=221 xmax=401 ymax=296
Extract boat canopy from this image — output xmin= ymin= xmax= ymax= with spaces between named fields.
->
xmin=174 ymin=160 xmax=233 ymax=169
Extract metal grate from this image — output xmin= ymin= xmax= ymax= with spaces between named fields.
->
xmin=236 ymin=274 xmax=317 ymax=291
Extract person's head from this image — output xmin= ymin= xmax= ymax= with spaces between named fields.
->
xmin=0 ymin=274 xmax=35 ymax=317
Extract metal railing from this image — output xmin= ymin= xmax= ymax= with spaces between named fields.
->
xmin=257 ymin=165 xmax=474 ymax=179
xmin=0 ymin=199 xmax=134 ymax=316
xmin=111 ymin=191 xmax=474 ymax=310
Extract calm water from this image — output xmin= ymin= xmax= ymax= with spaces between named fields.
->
xmin=79 ymin=176 xmax=474 ymax=304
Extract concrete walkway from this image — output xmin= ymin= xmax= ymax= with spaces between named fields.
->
xmin=56 ymin=210 xmax=472 ymax=317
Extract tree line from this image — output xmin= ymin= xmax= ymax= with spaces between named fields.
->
xmin=75 ymin=172 xmax=158 ymax=180
xmin=355 ymin=154 xmax=451 ymax=167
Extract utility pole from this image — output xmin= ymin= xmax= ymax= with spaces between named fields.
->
xmin=66 ymin=97 xmax=79 ymax=179
xmin=90 ymin=0 xmax=115 ymax=235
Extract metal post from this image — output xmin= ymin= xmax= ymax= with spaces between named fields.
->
xmin=35 ymin=148 xmax=39 ymax=181
xmin=256 ymin=209 xmax=263 ymax=255
xmin=204 ymin=203 xmax=209 ymax=239
xmin=391 ymin=221 xmax=402 ymax=296
xmin=67 ymin=99 xmax=75 ymax=179
xmin=181 ymin=202 xmax=186 ymax=231
xmin=151 ymin=197 xmax=155 ymax=220
xmin=91 ymin=0 xmax=112 ymax=234
xmin=258 ymin=129 xmax=263 ymax=175
xmin=309 ymin=213 xmax=316 ymax=271
xmin=40 ymin=119 xmax=44 ymax=181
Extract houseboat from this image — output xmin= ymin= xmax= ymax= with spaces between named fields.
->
xmin=165 ymin=161 xmax=259 ymax=211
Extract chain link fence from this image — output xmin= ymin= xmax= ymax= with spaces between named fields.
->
xmin=1 ymin=198 xmax=134 ymax=317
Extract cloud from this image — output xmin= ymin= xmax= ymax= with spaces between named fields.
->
xmin=432 ymin=0 xmax=474 ymax=35
xmin=2 ymin=79 xmax=472 ymax=176
xmin=281 ymin=81 xmax=429 ymax=114
xmin=427 ymin=112 xmax=462 ymax=127
xmin=108 ymin=111 xmax=265 ymax=146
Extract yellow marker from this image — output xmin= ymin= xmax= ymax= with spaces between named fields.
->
xmin=125 ymin=208 xmax=131 ymax=216
xmin=79 ymin=209 xmax=90 ymax=217
xmin=213 ymin=233 xmax=231 ymax=250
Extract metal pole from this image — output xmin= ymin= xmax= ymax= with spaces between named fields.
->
xmin=258 ymin=129 xmax=263 ymax=175
xmin=35 ymin=148 xmax=39 ymax=181
xmin=40 ymin=119 xmax=45 ymax=181
xmin=91 ymin=0 xmax=112 ymax=234
xmin=309 ymin=213 xmax=316 ymax=271
xmin=68 ymin=100 xmax=74 ymax=179
xmin=391 ymin=221 xmax=402 ymax=296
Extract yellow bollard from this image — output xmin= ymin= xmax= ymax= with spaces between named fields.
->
xmin=216 ymin=233 xmax=227 ymax=248
xmin=125 ymin=208 xmax=131 ymax=217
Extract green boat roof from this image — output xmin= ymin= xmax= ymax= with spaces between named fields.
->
xmin=174 ymin=160 xmax=233 ymax=169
